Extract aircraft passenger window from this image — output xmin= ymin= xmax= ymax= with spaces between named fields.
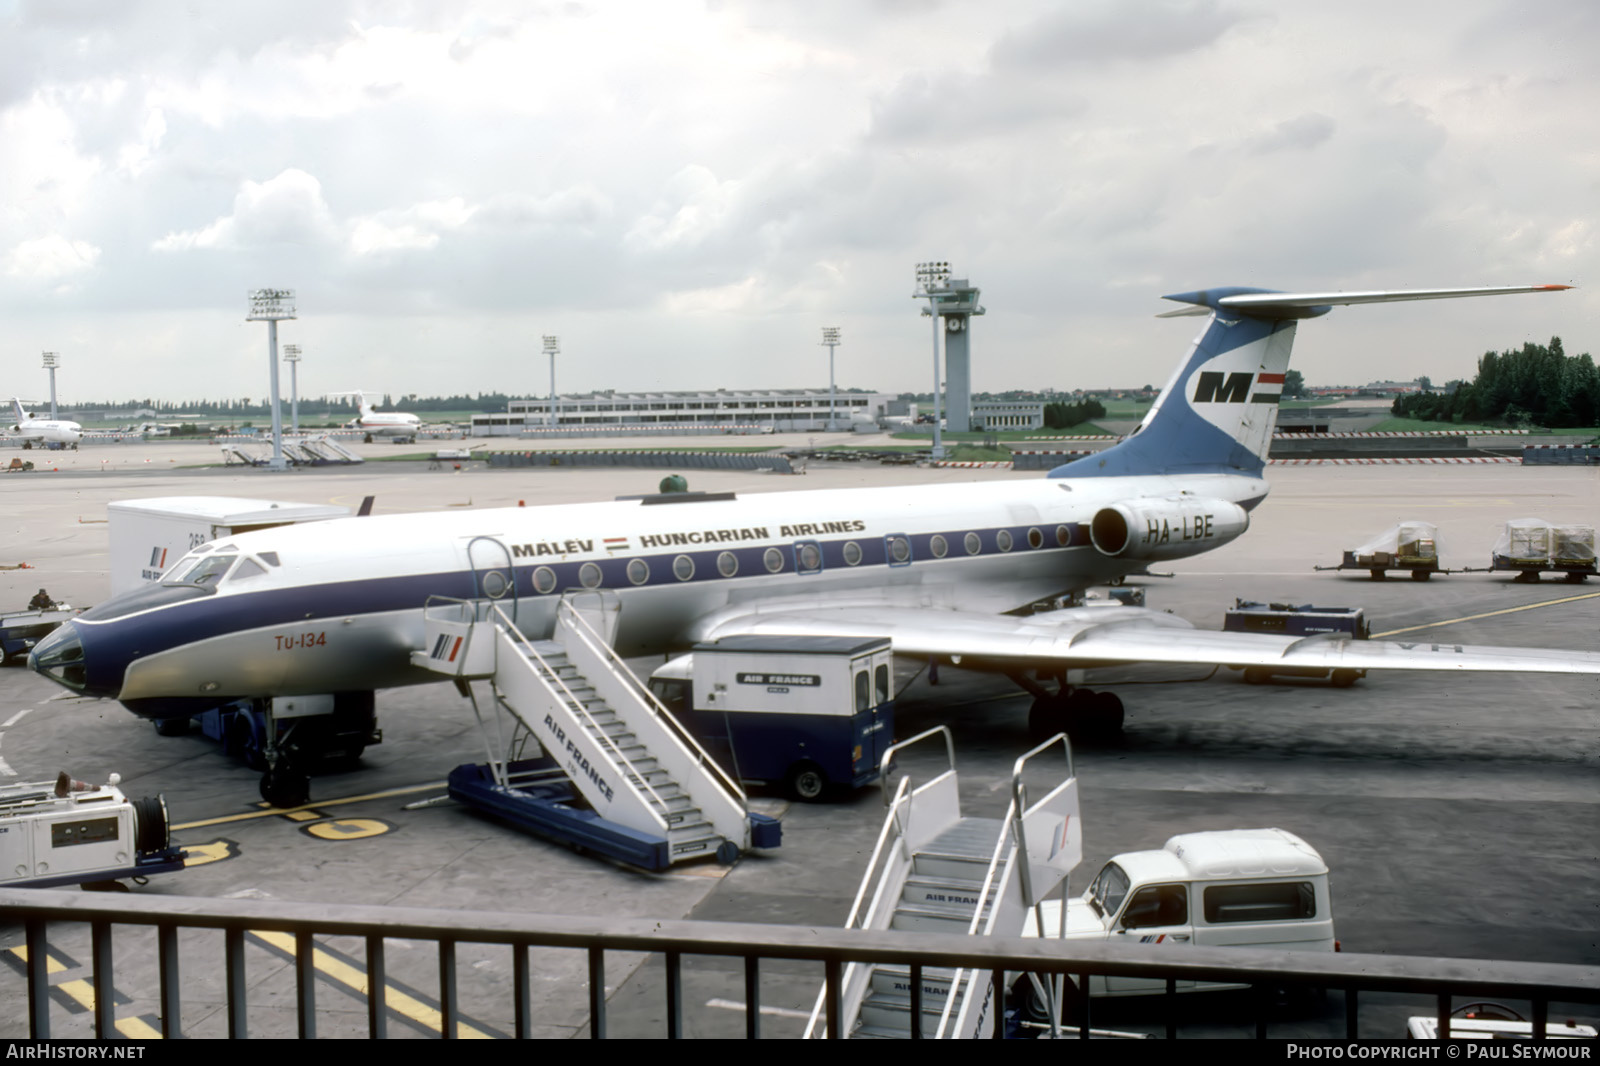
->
xmin=996 ymin=530 xmax=1014 ymax=552
xmin=930 ymin=535 xmax=948 ymax=558
xmin=717 ymin=551 xmax=738 ymax=578
xmin=1056 ymin=525 xmax=1071 ymax=547
xmin=964 ymin=532 xmax=982 ymax=555
xmin=673 ymin=555 xmax=695 ymax=581
xmin=796 ymin=542 xmax=822 ymax=574
xmin=886 ymin=535 xmax=911 ymax=565
xmin=1028 ymin=527 xmax=1043 ymax=549
xmin=533 ymin=566 xmax=558 ymax=594
xmin=855 ymin=670 xmax=869 ymax=713
xmin=842 ymin=541 xmax=862 ymax=566
xmin=763 ymin=548 xmax=785 ymax=573
xmin=579 ymin=562 xmax=603 ymax=589
xmin=627 ymin=559 xmax=650 ymax=585
xmin=875 ymin=664 xmax=889 ymax=704
xmin=482 ymin=570 xmax=510 ymax=598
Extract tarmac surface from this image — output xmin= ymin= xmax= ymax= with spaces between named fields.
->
xmin=1 ymin=437 xmax=1597 ymax=1038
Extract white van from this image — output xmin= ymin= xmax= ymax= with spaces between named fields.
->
xmin=1026 ymin=828 xmax=1336 ymax=998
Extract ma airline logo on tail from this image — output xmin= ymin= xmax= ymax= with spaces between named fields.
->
xmin=1192 ymin=371 xmax=1284 ymax=405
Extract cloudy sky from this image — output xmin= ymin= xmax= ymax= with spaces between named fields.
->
xmin=3 ymin=0 xmax=1595 ymax=407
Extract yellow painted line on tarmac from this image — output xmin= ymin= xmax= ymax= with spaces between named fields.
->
xmin=1373 ymin=590 xmax=1600 ymax=638
xmin=172 ymin=781 xmax=447 ymax=831
xmin=9 ymin=946 xmax=164 ymax=1039
xmin=250 ymin=930 xmax=493 ymax=1039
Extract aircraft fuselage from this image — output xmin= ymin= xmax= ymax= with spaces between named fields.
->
xmin=30 ymin=471 xmax=1265 ymax=717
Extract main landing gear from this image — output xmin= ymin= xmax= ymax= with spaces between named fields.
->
xmin=1012 ymin=671 xmax=1125 ymax=743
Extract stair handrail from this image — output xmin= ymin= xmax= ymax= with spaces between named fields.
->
xmin=1010 ymin=732 xmax=1075 ymax=912
xmin=932 ymin=796 xmax=1019 ymax=1039
xmin=937 ymin=735 xmax=1077 ymax=1039
xmin=554 ymin=597 xmax=748 ymax=805
xmin=492 ymin=604 xmax=674 ymax=828
xmin=877 ymin=726 xmax=956 ymax=861
xmin=801 ymin=771 xmax=915 ymax=1038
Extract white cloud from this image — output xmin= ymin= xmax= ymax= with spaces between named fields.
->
xmin=4 ymin=233 xmax=101 ymax=283
xmin=349 ymin=197 xmax=477 ymax=256
xmin=152 ymin=168 xmax=340 ymax=252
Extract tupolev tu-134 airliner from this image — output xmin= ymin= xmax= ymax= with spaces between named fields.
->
xmin=30 ymin=284 xmax=1595 ymax=753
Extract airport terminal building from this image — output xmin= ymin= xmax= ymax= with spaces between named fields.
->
xmin=470 ymin=388 xmax=896 ymax=436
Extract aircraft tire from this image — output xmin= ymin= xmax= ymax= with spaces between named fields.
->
xmin=260 ymin=767 xmax=310 ymax=808
xmin=784 ymin=761 xmax=828 ymax=802
xmin=1089 ymin=691 xmax=1124 ymax=735
xmin=152 ymin=716 xmax=190 ymax=737
xmin=1028 ymin=695 xmax=1070 ymax=743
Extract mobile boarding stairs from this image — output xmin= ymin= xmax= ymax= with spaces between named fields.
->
xmin=803 ymin=726 xmax=1081 ymax=1039
xmin=412 ymin=591 xmax=779 ymax=872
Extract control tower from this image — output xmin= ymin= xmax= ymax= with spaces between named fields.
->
xmin=923 ymin=276 xmax=985 ymax=433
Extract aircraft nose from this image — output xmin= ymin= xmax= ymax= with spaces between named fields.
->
xmin=30 ymin=620 xmax=91 ymax=693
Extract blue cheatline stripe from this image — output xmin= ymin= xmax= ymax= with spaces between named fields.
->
xmin=78 ymin=520 xmax=1089 ymax=696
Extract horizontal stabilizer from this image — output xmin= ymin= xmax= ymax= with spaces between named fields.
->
xmin=1161 ymin=285 xmax=1572 ymax=320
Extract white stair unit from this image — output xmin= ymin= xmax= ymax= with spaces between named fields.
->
xmin=804 ymin=727 xmax=1081 ymax=1039
xmin=413 ymin=591 xmax=756 ymax=865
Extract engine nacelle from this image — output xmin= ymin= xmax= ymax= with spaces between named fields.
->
xmin=1089 ymin=496 xmax=1249 ymax=561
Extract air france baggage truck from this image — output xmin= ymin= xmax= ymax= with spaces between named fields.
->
xmin=107 ymin=497 xmax=351 ymax=595
xmin=649 ymin=636 xmax=894 ymax=801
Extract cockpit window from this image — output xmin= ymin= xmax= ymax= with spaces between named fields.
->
xmin=165 ymin=553 xmax=237 ymax=586
xmin=232 ymin=558 xmax=268 ymax=581
xmin=258 ymin=552 xmax=280 ymax=567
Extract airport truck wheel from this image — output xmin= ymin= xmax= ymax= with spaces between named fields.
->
xmin=784 ymin=761 xmax=828 ymax=802
xmin=152 ymin=716 xmax=190 ymax=737
xmin=260 ymin=767 xmax=310 ymax=808
xmin=1566 ymin=572 xmax=1588 ymax=583
xmin=1368 ymin=569 xmax=1383 ymax=580
xmin=1243 ymin=668 xmax=1269 ymax=685
xmin=1410 ymin=570 xmax=1431 ymax=581
xmin=1330 ymin=670 xmax=1359 ymax=688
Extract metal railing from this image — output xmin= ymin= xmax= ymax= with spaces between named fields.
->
xmin=2 ymin=888 xmax=1596 ymax=1040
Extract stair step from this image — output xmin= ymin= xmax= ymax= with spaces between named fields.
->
xmin=901 ymin=875 xmax=987 ymax=909
xmin=890 ymin=908 xmax=981 ymax=934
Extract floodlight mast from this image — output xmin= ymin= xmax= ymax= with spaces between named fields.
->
xmin=246 ymin=289 xmax=296 ymax=471
xmin=283 ymin=344 xmax=302 ymax=434
xmin=41 ymin=352 xmax=59 ymax=420
xmin=914 ymin=261 xmax=951 ymax=459
xmin=543 ymin=335 xmax=560 ymax=431
xmin=820 ymin=327 xmax=841 ymax=431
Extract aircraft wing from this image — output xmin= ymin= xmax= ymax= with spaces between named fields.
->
xmin=698 ymin=602 xmax=1600 ymax=675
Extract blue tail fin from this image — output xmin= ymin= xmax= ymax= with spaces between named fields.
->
xmin=1048 ymin=284 xmax=1573 ymax=479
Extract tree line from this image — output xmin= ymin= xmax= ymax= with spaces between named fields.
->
xmin=1391 ymin=338 xmax=1598 ymax=428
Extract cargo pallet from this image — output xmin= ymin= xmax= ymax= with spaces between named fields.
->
xmin=1314 ymin=551 xmax=1446 ymax=580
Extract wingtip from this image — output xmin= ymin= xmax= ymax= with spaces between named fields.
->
xmin=1538 ymin=284 xmax=1575 ymax=291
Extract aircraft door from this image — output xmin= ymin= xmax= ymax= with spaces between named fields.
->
xmin=466 ymin=536 xmax=519 ymax=623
